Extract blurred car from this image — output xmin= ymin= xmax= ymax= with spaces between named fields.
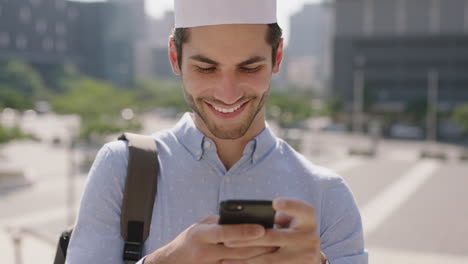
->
xmin=389 ymin=124 xmax=424 ymax=139
xmin=321 ymin=123 xmax=347 ymax=132
xmin=35 ymin=101 xmax=51 ymax=114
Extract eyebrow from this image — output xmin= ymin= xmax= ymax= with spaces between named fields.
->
xmin=237 ymin=56 xmax=266 ymax=67
xmin=189 ymin=55 xmax=267 ymax=67
xmin=189 ymin=55 xmax=219 ymax=65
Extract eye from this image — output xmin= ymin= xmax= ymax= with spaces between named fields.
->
xmin=240 ymin=66 xmax=262 ymax=73
xmin=196 ymin=66 xmax=216 ymax=73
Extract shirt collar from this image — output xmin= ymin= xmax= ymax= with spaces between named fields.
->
xmin=173 ymin=113 xmax=205 ymax=160
xmin=173 ymin=112 xmax=277 ymax=162
xmin=249 ymin=122 xmax=277 ymax=163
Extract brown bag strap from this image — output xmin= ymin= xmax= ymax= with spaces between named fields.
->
xmin=118 ymin=132 xmax=159 ymax=263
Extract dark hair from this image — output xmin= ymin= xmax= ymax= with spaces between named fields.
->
xmin=171 ymin=23 xmax=283 ymax=70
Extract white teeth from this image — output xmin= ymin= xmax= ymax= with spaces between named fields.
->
xmin=212 ymin=104 xmax=242 ymax=113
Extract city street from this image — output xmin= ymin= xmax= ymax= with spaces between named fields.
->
xmin=2 ymin=0 xmax=467 ymax=263
xmin=301 ymin=131 xmax=468 ymax=263
xmin=1 ymin=114 xmax=467 ymax=263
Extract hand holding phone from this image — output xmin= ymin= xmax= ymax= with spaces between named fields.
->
xmin=216 ymin=198 xmax=324 ymax=264
xmin=218 ymin=200 xmax=276 ymax=229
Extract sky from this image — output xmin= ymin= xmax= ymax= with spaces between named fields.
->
xmin=75 ymin=0 xmax=323 ymax=44
xmin=145 ymin=0 xmax=323 ymax=44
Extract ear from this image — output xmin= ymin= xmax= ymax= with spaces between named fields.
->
xmin=168 ymin=36 xmax=181 ymax=75
xmin=272 ymin=38 xmax=284 ymax=74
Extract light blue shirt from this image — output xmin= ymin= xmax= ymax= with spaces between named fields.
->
xmin=67 ymin=113 xmax=368 ymax=264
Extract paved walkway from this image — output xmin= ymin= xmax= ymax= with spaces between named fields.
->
xmin=1 ymin=115 xmax=467 ymax=263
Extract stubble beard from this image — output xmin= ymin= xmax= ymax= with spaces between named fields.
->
xmin=183 ymin=86 xmax=269 ymax=140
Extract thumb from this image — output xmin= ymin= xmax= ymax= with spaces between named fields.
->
xmin=198 ymin=215 xmax=219 ymax=224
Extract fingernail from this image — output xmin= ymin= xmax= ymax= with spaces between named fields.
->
xmin=251 ymin=226 xmax=264 ymax=236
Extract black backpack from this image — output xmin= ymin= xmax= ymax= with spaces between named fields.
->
xmin=53 ymin=133 xmax=159 ymax=264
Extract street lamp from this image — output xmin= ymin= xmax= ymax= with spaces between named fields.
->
xmin=426 ymin=69 xmax=438 ymax=145
xmin=420 ymin=68 xmax=447 ymax=160
xmin=349 ymin=55 xmax=377 ymax=157
xmin=66 ymin=115 xmax=81 ymax=226
xmin=353 ymin=55 xmax=365 ymax=135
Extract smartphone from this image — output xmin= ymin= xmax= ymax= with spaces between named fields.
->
xmin=218 ymin=200 xmax=275 ymax=229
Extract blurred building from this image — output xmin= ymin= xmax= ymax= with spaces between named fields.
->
xmin=331 ymin=0 xmax=468 ymax=112
xmin=285 ymin=3 xmax=332 ymax=92
xmin=147 ymin=11 xmax=174 ymax=49
xmin=144 ymin=11 xmax=176 ymax=79
xmin=67 ymin=0 xmax=146 ymax=86
xmin=0 ymin=0 xmax=147 ymax=86
xmin=0 ymin=0 xmax=71 ymax=84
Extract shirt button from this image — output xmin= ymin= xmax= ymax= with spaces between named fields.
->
xmin=225 ymin=177 xmax=231 ymax=184
xmin=204 ymin=141 xmax=211 ymax=149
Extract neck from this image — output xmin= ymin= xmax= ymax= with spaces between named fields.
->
xmin=193 ymin=109 xmax=266 ymax=170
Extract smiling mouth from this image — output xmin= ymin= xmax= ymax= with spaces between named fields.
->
xmin=206 ymin=100 xmax=249 ymax=114
xmin=212 ymin=103 xmax=243 ymax=113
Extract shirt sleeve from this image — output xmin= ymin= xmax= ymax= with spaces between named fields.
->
xmin=66 ymin=142 xmax=129 ymax=263
xmin=135 ymin=256 xmax=146 ymax=264
xmin=319 ymin=179 xmax=369 ymax=264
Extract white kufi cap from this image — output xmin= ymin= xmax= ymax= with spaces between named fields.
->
xmin=174 ymin=0 xmax=277 ymax=28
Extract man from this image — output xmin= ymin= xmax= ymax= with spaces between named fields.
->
xmin=67 ymin=0 xmax=368 ymax=263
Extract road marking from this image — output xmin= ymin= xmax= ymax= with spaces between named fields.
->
xmin=361 ymin=160 xmax=440 ymax=236
xmin=369 ymin=247 xmax=468 ymax=264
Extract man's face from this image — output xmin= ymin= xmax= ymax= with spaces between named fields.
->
xmin=169 ymin=24 xmax=283 ymax=140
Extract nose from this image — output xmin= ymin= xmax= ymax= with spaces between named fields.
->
xmin=213 ymin=71 xmax=243 ymax=105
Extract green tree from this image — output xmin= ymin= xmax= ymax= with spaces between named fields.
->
xmin=52 ymin=78 xmax=140 ymax=140
xmin=0 ymin=60 xmax=46 ymax=110
xmin=134 ymin=78 xmax=190 ymax=113
xmin=50 ymin=63 xmax=83 ymax=94
xmin=0 ymin=85 xmax=35 ymax=110
xmin=0 ymin=124 xmax=32 ymax=144
xmin=267 ymin=89 xmax=315 ymax=128
xmin=324 ymin=96 xmax=343 ymax=120
xmin=452 ymin=103 xmax=468 ymax=133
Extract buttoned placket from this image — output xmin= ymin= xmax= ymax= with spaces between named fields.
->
xmin=199 ymin=137 xmax=258 ymax=202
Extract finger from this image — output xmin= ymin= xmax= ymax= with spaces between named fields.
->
xmin=222 ymin=248 xmax=320 ymax=264
xmin=274 ymin=212 xmax=292 ymax=228
xmin=225 ymin=228 xmax=288 ymax=248
xmin=214 ymin=244 xmax=278 ymax=260
xmin=273 ymin=197 xmax=316 ymax=231
xmin=195 ymin=223 xmax=265 ymax=244
xmin=198 ymin=215 xmax=219 ymax=224
xmin=221 ymin=250 xmax=279 ymax=264
xmin=225 ymin=227 xmax=320 ymax=249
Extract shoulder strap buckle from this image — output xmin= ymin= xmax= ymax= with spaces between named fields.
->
xmin=123 ymin=241 xmax=143 ymax=262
